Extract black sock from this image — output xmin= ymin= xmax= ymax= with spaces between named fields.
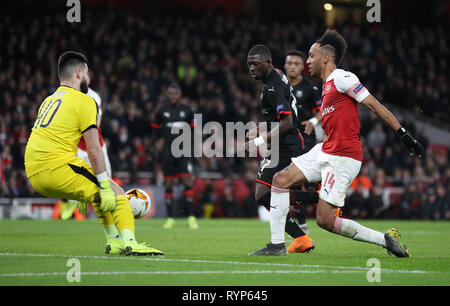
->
xmin=165 ymin=192 xmax=174 ymax=218
xmin=295 ymin=206 xmax=307 ymax=225
xmin=183 ymin=188 xmax=194 ymax=217
xmin=285 ymin=216 xmax=305 ymax=239
xmin=292 ymin=190 xmax=319 ymax=205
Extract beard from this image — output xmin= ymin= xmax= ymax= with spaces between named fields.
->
xmin=80 ymin=77 xmax=89 ymax=94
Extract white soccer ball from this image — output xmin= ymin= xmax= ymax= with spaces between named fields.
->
xmin=125 ymin=188 xmax=151 ymax=218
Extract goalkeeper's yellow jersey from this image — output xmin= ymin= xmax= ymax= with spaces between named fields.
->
xmin=25 ymin=85 xmax=98 ymax=177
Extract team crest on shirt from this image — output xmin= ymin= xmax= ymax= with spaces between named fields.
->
xmin=180 ymin=111 xmax=185 ymax=118
xmin=325 ymin=84 xmax=332 ymax=93
xmin=295 ymin=90 xmax=303 ymax=98
xmin=163 ymin=112 xmax=170 ymax=118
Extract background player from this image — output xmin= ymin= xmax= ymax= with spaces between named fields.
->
xmin=244 ymin=45 xmax=317 ymax=255
xmin=151 ymin=83 xmax=198 ymax=229
xmin=264 ymin=29 xmax=424 ymax=257
xmin=284 ymin=50 xmax=323 ymax=234
xmin=24 ymin=51 xmax=163 ymax=256
xmin=60 ymin=70 xmax=112 ymax=220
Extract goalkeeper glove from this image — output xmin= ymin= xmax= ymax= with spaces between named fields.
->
xmin=396 ymin=127 xmax=424 ymax=158
xmin=77 ymin=201 xmax=89 ymax=215
xmin=97 ymin=173 xmax=116 ymax=212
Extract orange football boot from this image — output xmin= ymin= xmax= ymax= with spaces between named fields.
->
xmin=287 ymin=234 xmax=315 ymax=253
xmin=336 ymin=208 xmax=342 ymax=217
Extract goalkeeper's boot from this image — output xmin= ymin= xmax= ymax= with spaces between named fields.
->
xmin=249 ymin=243 xmax=286 ymax=256
xmin=105 ymin=237 xmax=124 ymax=255
xmin=163 ymin=217 xmax=175 ymax=229
xmin=124 ymin=240 xmax=164 ymax=256
xmin=384 ymin=228 xmax=410 ymax=257
xmin=61 ymin=200 xmax=77 ymax=220
xmin=287 ymin=234 xmax=314 ymax=253
xmin=188 ymin=215 xmax=199 ymax=229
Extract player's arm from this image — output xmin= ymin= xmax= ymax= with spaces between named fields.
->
xmin=80 ymin=97 xmax=116 ymax=212
xmin=336 ymin=71 xmax=423 ymax=158
xmin=246 ymin=85 xmax=293 ymax=150
xmin=246 ymin=118 xmax=292 ymax=140
xmin=360 ymin=95 xmax=424 ymax=157
xmin=84 ymin=127 xmax=107 ymax=175
xmin=302 ymin=112 xmax=322 ymax=135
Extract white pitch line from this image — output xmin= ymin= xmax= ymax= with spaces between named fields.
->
xmin=0 ymin=270 xmax=333 ymax=277
xmin=0 ymin=253 xmax=432 ymax=274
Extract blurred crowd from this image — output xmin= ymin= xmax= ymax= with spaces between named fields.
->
xmin=0 ymin=7 xmax=448 ymax=219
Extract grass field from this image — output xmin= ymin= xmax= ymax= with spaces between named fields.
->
xmin=0 ymin=218 xmax=449 ymax=286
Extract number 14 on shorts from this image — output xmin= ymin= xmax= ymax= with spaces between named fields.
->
xmin=323 ymin=172 xmax=335 ymax=190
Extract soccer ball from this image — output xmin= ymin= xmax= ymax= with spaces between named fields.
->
xmin=125 ymin=188 xmax=151 ymax=218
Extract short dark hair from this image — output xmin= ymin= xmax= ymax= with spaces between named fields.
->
xmin=168 ymin=82 xmax=182 ymax=92
xmin=286 ymin=50 xmax=307 ymax=62
xmin=316 ymin=29 xmax=347 ymax=66
xmin=248 ymin=44 xmax=272 ymax=61
xmin=57 ymin=51 xmax=88 ymax=80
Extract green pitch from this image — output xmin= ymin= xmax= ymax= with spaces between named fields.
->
xmin=0 ymin=218 xmax=449 ymax=286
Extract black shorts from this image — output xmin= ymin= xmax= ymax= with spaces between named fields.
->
xmin=256 ymin=153 xmax=295 ymax=187
xmin=161 ymin=154 xmax=193 ymax=181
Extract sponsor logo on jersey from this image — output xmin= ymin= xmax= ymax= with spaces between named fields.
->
xmin=321 ymin=105 xmax=335 ymax=116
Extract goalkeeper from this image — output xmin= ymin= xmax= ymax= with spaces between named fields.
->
xmin=24 ymin=51 xmax=163 ymax=256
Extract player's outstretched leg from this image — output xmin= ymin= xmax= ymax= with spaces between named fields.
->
xmin=316 ymin=199 xmax=409 ymax=257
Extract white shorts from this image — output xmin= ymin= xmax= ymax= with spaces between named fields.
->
xmin=77 ymin=144 xmax=112 ymax=177
xmin=291 ymin=143 xmax=361 ymax=207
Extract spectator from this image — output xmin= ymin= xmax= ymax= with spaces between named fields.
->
xmin=420 ymin=189 xmax=440 ymax=220
xmin=367 ymin=122 xmax=387 ymax=149
xmin=399 ymin=183 xmax=422 ymax=219
xmin=220 ymin=181 xmax=240 ymax=218
xmin=347 ymin=184 xmax=368 ymax=219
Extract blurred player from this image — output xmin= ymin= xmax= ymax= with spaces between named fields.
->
xmin=151 ymin=83 xmax=198 ymax=229
xmin=264 ymin=29 xmax=424 ymax=257
xmin=245 ymin=45 xmax=318 ymax=255
xmin=24 ymin=51 xmax=163 ymax=256
xmin=60 ymin=70 xmax=112 ymax=220
xmin=284 ymin=50 xmax=323 ymax=234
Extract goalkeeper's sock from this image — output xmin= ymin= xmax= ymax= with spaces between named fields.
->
xmin=120 ymin=229 xmax=136 ymax=242
xmin=104 ymin=225 xmax=120 ymax=239
xmin=92 ymin=202 xmax=118 ymax=239
xmin=112 ymin=194 xmax=135 ymax=235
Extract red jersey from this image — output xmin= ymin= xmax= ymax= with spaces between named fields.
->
xmin=78 ymin=88 xmax=104 ymax=150
xmin=320 ymin=69 xmax=370 ymax=162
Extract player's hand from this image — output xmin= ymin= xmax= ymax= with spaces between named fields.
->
xmin=98 ymin=179 xmax=116 ymax=212
xmin=301 ymin=120 xmax=314 ymax=135
xmin=396 ymin=127 xmax=424 ymax=158
xmin=77 ymin=201 xmax=89 ymax=214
